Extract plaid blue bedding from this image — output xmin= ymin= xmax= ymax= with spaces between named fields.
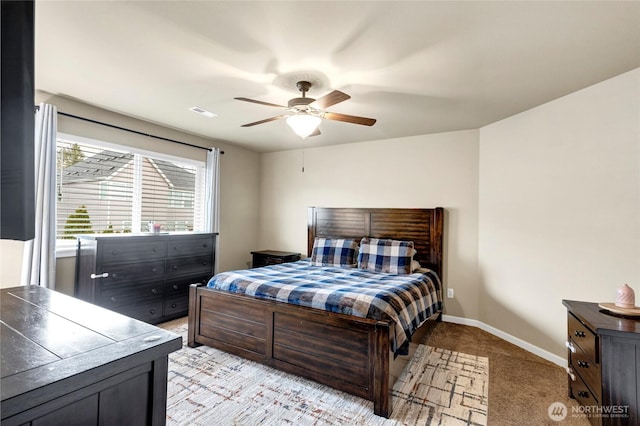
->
xmin=206 ymin=260 xmax=442 ymax=355
xmin=358 ymin=237 xmax=415 ymax=274
xmin=310 ymin=237 xmax=359 ymax=267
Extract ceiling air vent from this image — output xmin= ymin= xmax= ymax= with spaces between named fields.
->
xmin=189 ymin=106 xmax=216 ymax=118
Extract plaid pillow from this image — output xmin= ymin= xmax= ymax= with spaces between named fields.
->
xmin=310 ymin=237 xmax=359 ymax=267
xmin=357 ymin=238 xmax=415 ymax=274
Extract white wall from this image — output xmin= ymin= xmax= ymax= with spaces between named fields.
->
xmin=478 ymin=68 xmax=640 ymax=358
xmin=0 ymin=240 xmax=26 ymax=288
xmin=0 ymin=92 xmax=261 ymax=294
xmin=259 ymin=130 xmax=481 ymax=319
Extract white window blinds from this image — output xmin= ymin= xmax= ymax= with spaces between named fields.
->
xmin=56 ymin=136 xmax=206 ymax=240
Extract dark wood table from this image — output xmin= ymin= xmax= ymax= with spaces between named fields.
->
xmin=1 ymin=285 xmax=182 ymax=426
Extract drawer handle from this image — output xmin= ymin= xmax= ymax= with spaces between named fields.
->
xmin=110 ymin=296 xmax=117 ymax=302
xmin=152 ymin=268 xmax=157 ymax=272
xmin=577 ymin=360 xmax=590 ymax=369
xmin=577 ymin=391 xmax=589 ymax=398
xmin=202 ymin=243 xmax=208 ymax=248
xmin=152 ymin=288 xmax=158 ymax=294
xmin=574 ymin=330 xmax=586 ymax=338
xmin=112 ymin=273 xmax=118 ymax=279
xmin=90 ymin=272 xmax=109 ymax=279
xmin=565 ymin=341 xmax=576 ymax=353
xmin=150 ymin=309 xmax=156 ymax=315
xmin=202 ymin=261 xmax=208 ymax=265
xmin=173 ymin=284 xmax=179 ymax=290
xmin=172 ymin=265 xmax=178 ymax=270
xmin=171 ymin=303 xmax=177 ymax=308
xmin=566 ymin=367 xmax=576 ymax=381
xmin=153 ymin=247 xmax=157 ymax=252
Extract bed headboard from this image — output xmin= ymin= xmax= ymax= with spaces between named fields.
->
xmin=307 ymin=207 xmax=444 ymax=279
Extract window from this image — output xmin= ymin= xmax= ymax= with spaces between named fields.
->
xmin=99 ymin=181 xmax=132 ymax=201
xmin=56 ymin=134 xmax=206 ymax=250
xmin=168 ymin=190 xmax=194 ymax=209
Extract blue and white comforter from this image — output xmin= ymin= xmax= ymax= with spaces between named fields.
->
xmin=206 ymin=260 xmax=442 ymax=355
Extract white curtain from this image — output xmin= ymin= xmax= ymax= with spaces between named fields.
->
xmin=205 ymin=148 xmax=221 ymax=272
xmin=22 ymin=103 xmax=57 ymax=288
xmin=205 ymin=148 xmax=221 ymax=233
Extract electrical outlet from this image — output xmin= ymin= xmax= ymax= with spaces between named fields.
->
xmin=447 ymin=288 xmax=454 ymax=298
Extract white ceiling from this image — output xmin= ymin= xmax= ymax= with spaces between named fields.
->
xmin=36 ymin=1 xmax=640 ymax=153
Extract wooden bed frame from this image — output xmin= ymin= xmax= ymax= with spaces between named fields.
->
xmin=188 ymin=207 xmax=444 ymax=418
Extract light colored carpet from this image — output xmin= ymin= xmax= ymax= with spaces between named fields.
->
xmin=160 ymin=318 xmax=488 ymax=425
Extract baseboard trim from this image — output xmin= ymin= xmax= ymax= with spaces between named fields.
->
xmin=442 ymin=314 xmax=566 ymax=368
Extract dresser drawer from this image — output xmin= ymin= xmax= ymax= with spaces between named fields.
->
xmin=100 ymin=282 xmax=164 ymax=309
xmin=260 ymin=256 xmax=287 ymax=266
xmin=164 ymin=295 xmax=189 ymax=318
xmin=99 ymin=260 xmax=165 ymax=286
xmin=568 ymin=312 xmax=598 ymax=363
xmin=570 ymin=377 xmax=601 ymax=426
xmin=101 ymin=240 xmax=166 ymax=263
xmin=166 ymin=280 xmax=190 ymax=297
xmin=570 ymin=339 xmax=601 ymax=402
xmin=167 ymin=255 xmax=212 ymax=277
xmin=251 ymin=251 xmax=301 ymax=268
xmin=116 ymin=299 xmax=164 ymax=323
xmin=168 ymin=236 xmax=214 ymax=258
xmin=166 ymin=276 xmax=209 ymax=297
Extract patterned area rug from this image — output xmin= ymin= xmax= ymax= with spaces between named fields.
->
xmin=160 ymin=319 xmax=488 ymax=425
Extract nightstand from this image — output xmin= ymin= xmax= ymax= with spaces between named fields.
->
xmin=251 ymin=250 xmax=301 ymax=268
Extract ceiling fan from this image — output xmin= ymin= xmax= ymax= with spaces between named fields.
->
xmin=235 ymin=81 xmax=376 ymax=139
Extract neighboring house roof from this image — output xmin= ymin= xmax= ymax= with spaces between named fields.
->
xmin=62 ymin=150 xmax=131 ymax=183
xmin=149 ymin=158 xmax=195 ymax=190
xmin=62 ymin=150 xmax=195 ymax=190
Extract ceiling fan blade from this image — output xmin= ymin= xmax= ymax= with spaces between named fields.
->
xmin=323 ymin=112 xmax=376 ymax=126
xmin=240 ymin=115 xmax=288 ymax=127
xmin=311 ymin=90 xmax=351 ymax=109
xmin=234 ymin=97 xmax=287 ymax=108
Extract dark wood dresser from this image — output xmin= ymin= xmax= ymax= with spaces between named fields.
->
xmin=0 ymin=286 xmax=182 ymax=426
xmin=75 ymin=232 xmax=216 ymax=324
xmin=251 ymin=250 xmax=301 ymax=268
xmin=563 ymin=300 xmax=640 ymax=426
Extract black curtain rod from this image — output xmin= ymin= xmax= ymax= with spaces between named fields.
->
xmin=35 ymin=106 xmax=223 ymax=154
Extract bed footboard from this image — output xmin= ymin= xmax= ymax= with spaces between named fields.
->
xmin=188 ymin=284 xmax=393 ymax=417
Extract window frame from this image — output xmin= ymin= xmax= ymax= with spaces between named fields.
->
xmin=55 ymin=132 xmax=206 ymax=258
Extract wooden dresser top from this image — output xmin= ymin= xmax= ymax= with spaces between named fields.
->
xmin=563 ymin=299 xmax=640 ymax=336
xmin=1 ymin=286 xmax=182 ymax=403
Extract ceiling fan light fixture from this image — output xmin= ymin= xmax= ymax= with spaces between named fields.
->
xmin=236 ymin=80 xmax=375 ymax=135
xmin=286 ymin=113 xmax=321 ymax=139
